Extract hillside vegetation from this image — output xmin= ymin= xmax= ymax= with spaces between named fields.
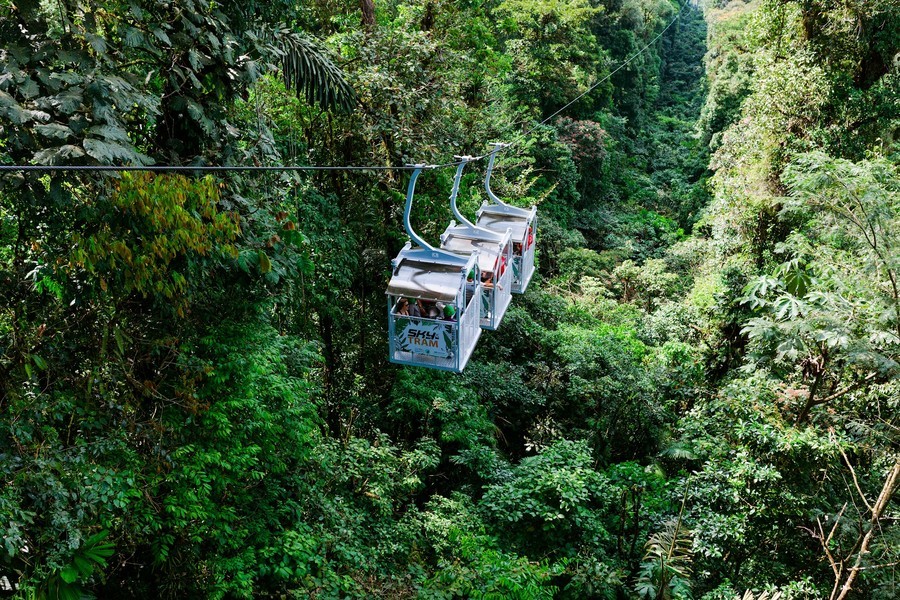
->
xmin=1 ymin=0 xmax=898 ymax=598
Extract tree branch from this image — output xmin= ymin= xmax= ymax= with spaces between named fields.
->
xmin=816 ymin=501 xmax=847 ymax=598
xmin=838 ymin=445 xmax=873 ymax=513
xmin=819 ymin=372 xmax=880 ymax=405
xmin=834 ymin=459 xmax=900 ymax=600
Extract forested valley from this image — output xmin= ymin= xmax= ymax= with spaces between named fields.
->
xmin=1 ymin=0 xmax=899 ymax=598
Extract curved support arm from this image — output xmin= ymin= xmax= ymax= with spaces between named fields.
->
xmin=402 ymin=165 xmax=475 ymax=266
xmin=449 ymin=156 xmax=475 ymax=227
xmin=484 ymin=142 xmax=510 ymax=206
xmin=403 ymin=165 xmax=435 ymax=251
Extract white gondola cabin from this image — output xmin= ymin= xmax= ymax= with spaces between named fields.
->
xmin=387 ymin=248 xmax=481 ymax=372
xmin=476 ymin=143 xmax=538 ymax=294
xmin=438 ymin=157 xmax=513 ymax=330
xmin=386 ymin=166 xmax=483 ymax=373
xmin=441 ymin=224 xmax=512 ymax=330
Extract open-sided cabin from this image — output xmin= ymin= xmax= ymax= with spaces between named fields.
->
xmin=386 ymin=244 xmax=482 ymax=373
xmin=440 ymin=221 xmax=512 ymax=330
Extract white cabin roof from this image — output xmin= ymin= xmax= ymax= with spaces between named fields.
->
xmin=386 ymin=260 xmax=463 ymax=302
xmin=476 ymin=206 xmax=531 ymax=242
xmin=441 ymin=234 xmax=504 ymax=273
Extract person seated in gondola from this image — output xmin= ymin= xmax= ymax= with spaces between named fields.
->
xmin=513 ymin=241 xmax=523 ymax=255
xmin=481 ymin=270 xmax=494 ymax=289
xmin=407 ymin=298 xmax=421 ymax=317
xmin=441 ymin=304 xmax=457 ymax=322
xmin=396 ymin=298 xmax=411 ymax=315
xmin=420 ymin=299 xmax=439 ymax=319
xmin=465 ymin=270 xmax=477 ymax=303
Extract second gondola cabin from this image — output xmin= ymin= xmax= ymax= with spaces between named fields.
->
xmin=440 ymin=221 xmax=513 ymax=330
xmin=479 ymin=143 xmax=538 ymax=294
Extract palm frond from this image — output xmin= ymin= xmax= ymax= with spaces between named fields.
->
xmin=740 ymin=592 xmax=783 ymax=600
xmin=271 ymin=29 xmax=356 ymax=112
xmin=635 ymin=517 xmax=694 ymax=600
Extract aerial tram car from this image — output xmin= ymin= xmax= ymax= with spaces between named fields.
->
xmin=386 ymin=166 xmax=483 ymax=373
xmin=386 ymin=144 xmax=538 ymax=373
xmin=476 ymin=143 xmax=538 ymax=294
xmin=439 ymin=157 xmax=513 ymax=331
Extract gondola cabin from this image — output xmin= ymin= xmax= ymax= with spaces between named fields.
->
xmin=475 ymin=203 xmax=536 ymax=294
xmin=386 ymin=244 xmax=482 ymax=373
xmin=440 ymin=222 xmax=513 ymax=330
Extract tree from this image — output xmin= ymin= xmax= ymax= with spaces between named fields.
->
xmin=742 ymin=153 xmax=900 ymax=424
xmin=496 ymin=0 xmax=604 ymax=117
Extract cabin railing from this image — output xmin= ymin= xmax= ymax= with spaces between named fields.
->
xmin=521 ymin=236 xmax=536 ymax=293
xmin=492 ymin=259 xmax=513 ymax=327
xmin=387 ymin=289 xmax=481 ymax=372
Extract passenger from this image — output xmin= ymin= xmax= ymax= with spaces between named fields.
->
xmin=434 ymin=301 xmax=445 ymax=319
xmin=481 ymin=270 xmax=494 ymax=289
xmin=465 ymin=269 xmax=477 ymax=302
xmin=407 ymin=298 xmax=421 ymax=317
xmin=513 ymin=242 xmax=523 ymax=256
xmin=396 ymin=298 xmax=410 ymax=315
xmin=422 ymin=300 xmax=439 ymax=319
xmin=442 ymin=304 xmax=457 ymax=321
xmin=466 ymin=269 xmax=475 ymax=296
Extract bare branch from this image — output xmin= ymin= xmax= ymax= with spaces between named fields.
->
xmin=838 ymin=446 xmax=874 ymax=512
xmin=817 ymin=503 xmax=846 ymax=600
xmin=835 ymin=459 xmax=900 ymax=600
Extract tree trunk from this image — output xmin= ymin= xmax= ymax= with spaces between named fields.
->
xmin=360 ymin=0 xmax=375 ymax=28
xmin=421 ymin=1 xmax=436 ymax=31
xmin=796 ymin=368 xmax=825 ymax=425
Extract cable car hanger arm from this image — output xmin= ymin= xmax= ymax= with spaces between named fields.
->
xmin=400 ymin=165 xmax=473 ymax=269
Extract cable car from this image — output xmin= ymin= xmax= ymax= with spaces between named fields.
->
xmin=386 ymin=166 xmax=483 ymax=373
xmin=439 ymin=157 xmax=513 ymax=330
xmin=476 ymin=143 xmax=538 ymax=294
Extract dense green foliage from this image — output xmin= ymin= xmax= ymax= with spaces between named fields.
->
xmin=1 ymin=0 xmax=897 ymax=598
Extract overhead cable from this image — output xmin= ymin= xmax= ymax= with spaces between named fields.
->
xmin=504 ymin=0 xmax=690 ymax=151
xmin=0 ymin=161 xmax=465 ymax=173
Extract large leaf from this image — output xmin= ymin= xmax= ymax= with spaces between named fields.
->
xmin=32 ymin=144 xmax=85 ymax=164
xmin=274 ymin=30 xmax=356 ymax=112
xmin=83 ymin=138 xmax=152 ymax=165
xmin=34 ymin=122 xmax=74 ymax=140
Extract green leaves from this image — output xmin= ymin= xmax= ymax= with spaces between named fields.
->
xmin=37 ymin=530 xmax=116 ymax=599
xmin=83 ymin=138 xmax=150 ymax=164
xmin=776 ymin=258 xmax=811 ymax=298
xmin=480 ymin=440 xmax=612 ymax=554
xmin=33 ymin=122 xmax=73 ymax=141
xmin=771 ymin=294 xmax=804 ymax=321
xmin=635 ymin=518 xmax=693 ymax=600
xmin=275 ymin=30 xmax=356 ymax=112
xmin=496 ymin=0 xmax=603 ymax=116
xmin=31 ymin=144 xmax=85 ymax=164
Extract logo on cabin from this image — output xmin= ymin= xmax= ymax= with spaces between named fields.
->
xmin=400 ymin=322 xmax=450 ymax=358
